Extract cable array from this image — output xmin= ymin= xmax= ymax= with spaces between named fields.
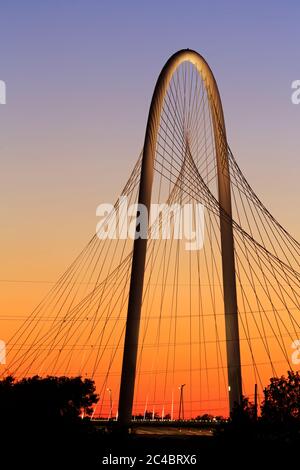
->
xmin=2 ymin=61 xmax=299 ymax=419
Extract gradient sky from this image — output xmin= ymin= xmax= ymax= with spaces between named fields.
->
xmin=0 ymin=0 xmax=299 ymax=321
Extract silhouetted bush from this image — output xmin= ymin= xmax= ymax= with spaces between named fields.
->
xmin=0 ymin=375 xmax=99 ymax=465
xmin=261 ymin=371 xmax=300 ymax=425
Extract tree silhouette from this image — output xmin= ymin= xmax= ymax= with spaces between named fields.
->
xmin=194 ymin=413 xmax=214 ymax=421
xmin=231 ymin=395 xmax=256 ymax=425
xmin=0 ymin=375 xmax=98 ymax=422
xmin=261 ymin=371 xmax=300 ymax=424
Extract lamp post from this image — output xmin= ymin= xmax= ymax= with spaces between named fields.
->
xmin=107 ymin=388 xmax=113 ymax=420
xmin=178 ymin=384 xmax=186 ymax=420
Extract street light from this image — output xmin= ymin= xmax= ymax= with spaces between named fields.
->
xmin=107 ymin=388 xmax=113 ymax=420
xmin=178 ymin=384 xmax=186 ymax=420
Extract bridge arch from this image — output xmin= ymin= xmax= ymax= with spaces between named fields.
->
xmin=118 ymin=49 xmax=242 ymax=426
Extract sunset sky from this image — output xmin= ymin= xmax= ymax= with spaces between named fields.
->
xmin=0 ymin=0 xmax=299 ymax=417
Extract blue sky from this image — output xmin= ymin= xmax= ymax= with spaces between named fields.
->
xmin=0 ymin=0 xmax=299 ymax=278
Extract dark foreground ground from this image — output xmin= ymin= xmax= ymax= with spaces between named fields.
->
xmin=1 ymin=421 xmax=298 ymax=468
